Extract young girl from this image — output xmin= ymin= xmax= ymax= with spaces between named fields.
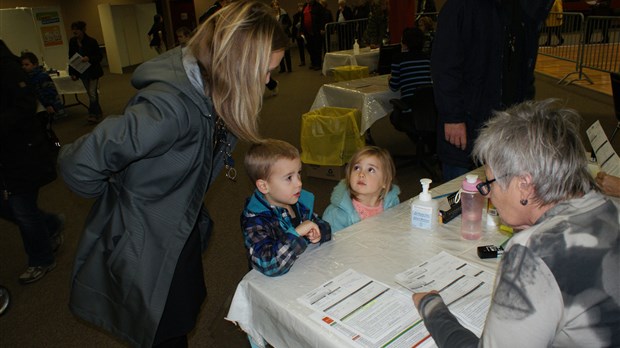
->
xmin=323 ymin=146 xmax=400 ymax=232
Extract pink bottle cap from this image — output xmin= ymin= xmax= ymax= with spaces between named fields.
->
xmin=462 ymin=174 xmax=480 ymax=192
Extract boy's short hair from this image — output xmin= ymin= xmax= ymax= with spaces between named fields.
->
xmin=20 ymin=52 xmax=39 ymax=65
xmin=245 ymin=139 xmax=300 ymax=183
xmin=402 ymin=27 xmax=424 ymax=52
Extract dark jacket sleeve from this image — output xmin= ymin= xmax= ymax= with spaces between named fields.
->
xmin=418 ymin=293 xmax=479 ymax=348
xmin=68 ymin=35 xmax=103 ymax=79
xmin=430 ymin=0 xmax=468 ymax=125
xmin=281 ymin=13 xmax=292 ymax=37
xmin=1 ymin=50 xmax=56 ymax=191
xmin=0 ymin=60 xmax=37 ymax=132
xmin=33 ymin=72 xmax=60 ymax=108
xmin=343 ymin=7 xmax=353 ymax=20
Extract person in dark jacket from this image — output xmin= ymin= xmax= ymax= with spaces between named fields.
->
xmin=147 ymin=14 xmax=166 ymax=54
xmin=336 ymin=0 xmax=354 ymax=50
xmin=301 ymin=0 xmax=326 ymax=70
xmin=319 ymin=0 xmax=334 ymax=55
xmin=273 ymin=0 xmax=293 ymax=73
xmin=585 ymin=0 xmax=612 ymax=43
xmin=20 ymin=52 xmax=65 ymax=118
xmin=292 ymin=2 xmax=307 ymax=66
xmin=58 ymin=2 xmax=288 ymax=347
xmin=0 ymin=40 xmax=64 ymax=285
xmin=68 ymin=21 xmax=104 ymax=124
xmin=431 ymin=0 xmax=554 ymax=181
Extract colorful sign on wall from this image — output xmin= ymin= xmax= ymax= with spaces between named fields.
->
xmin=40 ymin=25 xmax=63 ymax=47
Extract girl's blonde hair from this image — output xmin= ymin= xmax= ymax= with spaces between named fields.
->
xmin=189 ymin=1 xmax=288 ymax=142
xmin=345 ymin=146 xmax=396 ymax=201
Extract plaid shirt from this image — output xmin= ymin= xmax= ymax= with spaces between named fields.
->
xmin=26 ymin=66 xmax=64 ymax=112
xmin=241 ymin=189 xmax=331 ymax=277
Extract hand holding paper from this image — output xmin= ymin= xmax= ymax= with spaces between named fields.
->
xmin=69 ymin=52 xmax=91 ymax=74
xmin=586 ymin=120 xmax=620 ymax=176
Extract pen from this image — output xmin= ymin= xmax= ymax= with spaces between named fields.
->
xmin=499 ymin=237 xmax=511 ymax=249
xmin=433 ymin=191 xmax=458 ymax=200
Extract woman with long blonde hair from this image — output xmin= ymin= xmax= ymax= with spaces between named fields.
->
xmin=58 ymin=2 xmax=288 ymax=346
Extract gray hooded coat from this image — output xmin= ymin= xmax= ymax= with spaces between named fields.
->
xmin=58 ymin=47 xmax=237 ymax=347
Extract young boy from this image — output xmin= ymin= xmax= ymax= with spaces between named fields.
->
xmin=241 ymin=139 xmax=331 ymax=277
xmin=20 ymin=52 xmax=66 ymax=119
xmin=175 ymin=26 xmax=192 ymax=47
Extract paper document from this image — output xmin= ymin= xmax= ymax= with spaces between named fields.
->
xmin=299 ymin=269 xmax=433 ymax=348
xmin=69 ymin=53 xmax=90 ymax=74
xmin=586 ymin=120 xmax=620 ymax=176
xmin=395 ymin=251 xmax=495 ymax=335
xmin=298 ymin=252 xmax=495 ymax=347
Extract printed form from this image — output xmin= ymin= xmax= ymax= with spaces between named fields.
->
xmin=587 ymin=120 xmax=620 ymax=176
xmin=298 ymin=252 xmax=495 ymax=348
xmin=69 ymin=53 xmax=91 ymax=74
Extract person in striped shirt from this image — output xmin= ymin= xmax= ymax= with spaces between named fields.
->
xmin=388 ymin=27 xmax=432 ymax=102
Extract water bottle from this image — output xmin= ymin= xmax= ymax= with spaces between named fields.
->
xmin=460 ymin=174 xmax=484 ymax=240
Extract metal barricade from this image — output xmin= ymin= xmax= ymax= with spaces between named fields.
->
xmin=324 ymin=18 xmax=368 ymax=53
xmin=580 ymin=16 xmax=620 ymax=74
xmin=324 ymin=14 xmax=439 ymax=54
xmin=538 ymin=12 xmax=619 ymax=85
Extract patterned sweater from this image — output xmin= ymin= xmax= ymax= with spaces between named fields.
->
xmin=241 ymin=189 xmax=331 ymax=277
xmin=26 ymin=66 xmax=64 ymax=113
xmin=418 ymin=190 xmax=620 ymax=347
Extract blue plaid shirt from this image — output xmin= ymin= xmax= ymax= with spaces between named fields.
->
xmin=241 ymin=189 xmax=331 ymax=276
xmin=26 ymin=66 xmax=64 ymax=113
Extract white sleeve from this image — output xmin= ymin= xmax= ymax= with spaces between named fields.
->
xmin=481 ymin=244 xmax=563 ymax=347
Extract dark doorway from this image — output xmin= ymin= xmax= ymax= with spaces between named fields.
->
xmin=169 ymin=0 xmax=198 ymax=47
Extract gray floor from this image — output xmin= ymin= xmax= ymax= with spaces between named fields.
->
xmin=0 ymin=47 xmax=617 ymax=347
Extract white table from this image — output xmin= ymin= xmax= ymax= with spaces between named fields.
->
xmin=226 ymin=168 xmax=511 ymax=348
xmin=322 ymin=48 xmax=380 ymax=76
xmin=51 ymin=70 xmax=88 ymax=109
xmin=311 ymin=74 xmax=399 ymax=134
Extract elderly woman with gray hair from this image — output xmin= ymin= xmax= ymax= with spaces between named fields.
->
xmin=412 ymin=99 xmax=620 ymax=347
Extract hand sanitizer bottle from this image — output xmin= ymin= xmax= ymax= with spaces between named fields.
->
xmin=411 ymin=178 xmax=439 ymax=230
xmin=353 ymin=39 xmax=360 ymax=55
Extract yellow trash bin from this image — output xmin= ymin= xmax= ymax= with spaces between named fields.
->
xmin=332 ymin=65 xmax=369 ymax=82
xmin=300 ymin=107 xmax=365 ymax=166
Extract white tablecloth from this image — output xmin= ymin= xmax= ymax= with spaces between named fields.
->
xmin=51 ymin=70 xmax=87 ymax=95
xmin=310 ymin=74 xmax=399 ymax=134
xmin=51 ymin=70 xmax=88 ymax=109
xmin=322 ymin=48 xmax=380 ymax=76
xmin=226 ymin=168 xmax=510 ymax=348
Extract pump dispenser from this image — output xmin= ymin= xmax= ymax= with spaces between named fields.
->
xmin=411 ymin=178 xmax=439 ymax=230
xmin=353 ymin=39 xmax=360 ymax=55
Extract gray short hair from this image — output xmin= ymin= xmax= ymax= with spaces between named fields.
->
xmin=472 ymin=99 xmax=596 ymax=206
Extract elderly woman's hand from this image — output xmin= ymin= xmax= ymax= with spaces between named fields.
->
xmin=412 ymin=291 xmax=439 ymax=310
xmin=596 ymin=171 xmax=620 ymax=198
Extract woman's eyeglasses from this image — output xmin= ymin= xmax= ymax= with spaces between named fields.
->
xmin=476 ymin=178 xmax=497 ymax=196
